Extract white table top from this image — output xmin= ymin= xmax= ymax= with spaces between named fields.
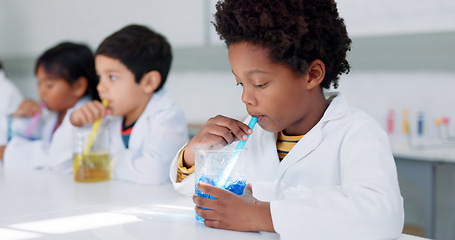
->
xmin=0 ymin=167 xmax=428 ymax=240
xmin=390 ymin=140 xmax=455 ymax=163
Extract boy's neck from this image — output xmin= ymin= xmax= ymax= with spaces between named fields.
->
xmin=57 ymin=111 xmax=66 ymax=124
xmin=283 ymin=91 xmax=329 ymax=136
xmin=123 ymin=95 xmax=152 ymax=127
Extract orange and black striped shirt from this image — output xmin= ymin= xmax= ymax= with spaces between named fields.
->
xmin=276 ymin=131 xmax=303 ymax=161
xmin=121 ymin=121 xmax=136 ymax=148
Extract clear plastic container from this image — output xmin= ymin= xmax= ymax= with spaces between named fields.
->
xmin=73 ymin=125 xmax=111 ymax=183
xmin=194 ymin=146 xmax=247 ymax=223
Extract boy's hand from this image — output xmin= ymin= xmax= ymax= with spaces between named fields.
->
xmin=12 ymin=99 xmax=41 ymax=117
xmin=70 ymin=100 xmax=108 ymax=127
xmin=183 ymin=115 xmax=253 ymax=168
xmin=193 ymin=183 xmax=275 ymax=232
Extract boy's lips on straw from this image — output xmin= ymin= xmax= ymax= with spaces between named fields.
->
xmin=251 ymin=115 xmax=264 ymax=122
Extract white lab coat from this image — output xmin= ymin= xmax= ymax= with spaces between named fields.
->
xmin=0 ymin=70 xmax=23 ymax=146
xmin=3 ymin=97 xmax=91 ymax=169
xmin=57 ymin=89 xmax=188 ymax=185
xmin=170 ymin=93 xmax=404 ymax=240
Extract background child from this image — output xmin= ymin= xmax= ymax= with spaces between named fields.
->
xmin=70 ymin=24 xmax=188 ymax=185
xmin=170 ymin=0 xmax=404 ymax=239
xmin=0 ymin=60 xmax=24 ymax=160
xmin=3 ymin=42 xmax=99 ymax=170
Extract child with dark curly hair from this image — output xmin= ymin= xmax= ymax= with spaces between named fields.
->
xmin=170 ymin=0 xmax=404 ymax=239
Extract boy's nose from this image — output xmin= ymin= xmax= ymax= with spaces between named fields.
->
xmin=97 ymin=80 xmax=106 ymax=93
xmin=241 ymin=88 xmax=256 ymax=106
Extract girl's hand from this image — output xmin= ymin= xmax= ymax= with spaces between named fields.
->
xmin=193 ymin=183 xmax=275 ymax=232
xmin=70 ymin=100 xmax=108 ymax=127
xmin=12 ymin=99 xmax=41 ymax=117
xmin=183 ymin=115 xmax=253 ymax=168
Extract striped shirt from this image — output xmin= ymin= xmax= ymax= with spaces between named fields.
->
xmin=276 ymin=131 xmax=303 ymax=161
xmin=176 ymin=149 xmax=194 ymax=183
xmin=121 ymin=121 xmax=136 ymax=148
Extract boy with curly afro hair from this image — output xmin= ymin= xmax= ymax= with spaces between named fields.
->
xmin=170 ymin=0 xmax=404 ymax=239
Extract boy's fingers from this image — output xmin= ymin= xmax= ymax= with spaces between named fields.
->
xmin=211 ymin=116 xmax=250 ymax=141
xmin=193 ymin=195 xmax=218 ymax=211
xmin=196 ymin=133 xmax=228 ymax=150
xmin=79 ymin=107 xmax=95 ymax=124
xmin=206 ymin=125 xmax=235 ymax=145
xmin=82 ymin=101 xmax=106 ymax=122
xmin=197 ymin=182 xmax=230 ymax=199
xmin=215 ymin=121 xmax=248 ymax=141
xmin=204 ymin=219 xmax=222 ymax=229
xmin=244 ymin=183 xmax=253 ymax=195
xmin=195 ymin=206 xmax=218 ymax=221
xmin=237 ymin=120 xmax=253 ymax=135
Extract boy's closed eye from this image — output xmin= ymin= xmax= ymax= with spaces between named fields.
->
xmin=253 ymin=82 xmax=268 ymax=88
xmin=237 ymin=81 xmax=268 ymax=88
xmin=39 ymin=82 xmax=54 ymax=90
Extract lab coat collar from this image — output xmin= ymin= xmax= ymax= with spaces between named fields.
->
xmin=141 ymin=88 xmax=172 ymax=118
xmin=110 ymin=88 xmax=173 ymax=150
xmin=320 ymin=92 xmax=348 ymax=123
xmin=275 ymin=93 xmax=349 ymax=180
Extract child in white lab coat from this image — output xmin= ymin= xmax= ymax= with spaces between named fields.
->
xmin=3 ymin=42 xmax=100 ymax=169
xmin=0 ymin=61 xmax=23 ymax=160
xmin=69 ymin=25 xmax=188 ymax=185
xmin=170 ymin=0 xmax=404 ymax=239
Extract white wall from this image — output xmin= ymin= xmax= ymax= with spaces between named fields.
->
xmin=2 ymin=0 xmax=455 ymax=57
xmin=1 ymin=0 xmax=455 ymax=132
xmin=0 ymin=0 xmax=209 ymax=57
xmin=337 ymin=0 xmax=455 ymax=36
xmin=1 ymin=0 xmax=455 ymax=131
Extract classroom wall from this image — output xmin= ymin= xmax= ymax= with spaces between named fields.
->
xmin=1 ymin=0 xmax=455 ymax=239
xmin=1 ymin=0 xmax=455 ymax=126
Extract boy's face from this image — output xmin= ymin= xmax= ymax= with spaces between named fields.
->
xmin=95 ymin=55 xmax=148 ymax=121
xmin=36 ymin=64 xmax=79 ymax=113
xmin=228 ymin=42 xmax=317 ymax=134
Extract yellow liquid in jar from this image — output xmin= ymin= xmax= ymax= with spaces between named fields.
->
xmin=73 ymin=152 xmax=111 ymax=182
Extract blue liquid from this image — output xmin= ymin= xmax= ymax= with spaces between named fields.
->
xmin=195 ymin=176 xmax=246 ymax=223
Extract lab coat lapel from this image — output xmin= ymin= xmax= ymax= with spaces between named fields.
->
xmin=258 ymin=130 xmax=280 ymax=174
xmin=274 ymin=93 xmax=347 ymax=181
xmin=128 ymin=113 xmax=145 ymax=151
xmin=109 ymin=116 xmax=125 ymax=151
xmin=275 ymin=122 xmax=323 ymax=181
xmin=128 ymin=89 xmax=164 ymax=150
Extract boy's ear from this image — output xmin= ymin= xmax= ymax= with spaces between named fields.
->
xmin=140 ymin=70 xmax=161 ymax=94
xmin=72 ymin=77 xmax=88 ymax=98
xmin=305 ymin=59 xmax=326 ymax=90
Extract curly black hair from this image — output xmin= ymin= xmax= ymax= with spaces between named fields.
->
xmin=213 ymin=0 xmax=351 ymax=89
